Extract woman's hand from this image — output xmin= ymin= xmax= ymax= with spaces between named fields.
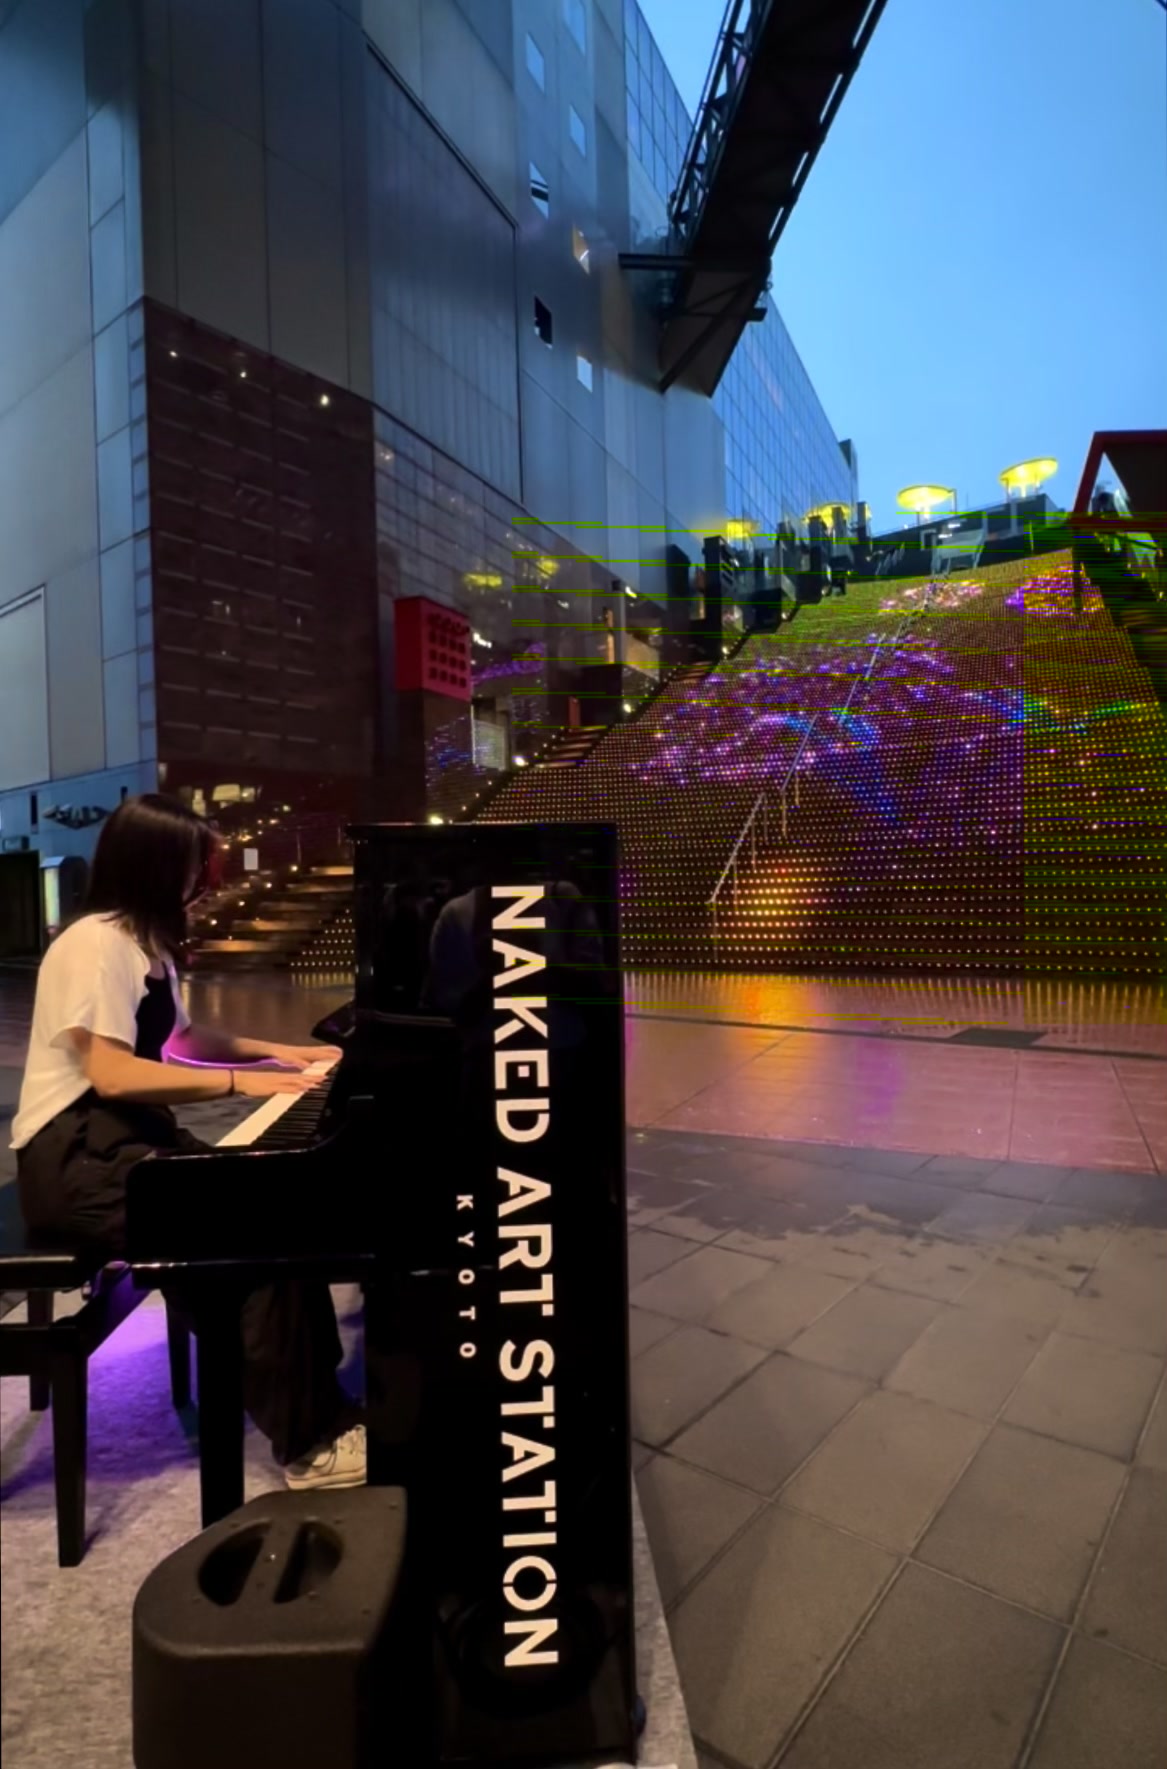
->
xmin=260 ymin=1042 xmax=341 ymax=1070
xmin=233 ymin=1068 xmax=320 ymax=1098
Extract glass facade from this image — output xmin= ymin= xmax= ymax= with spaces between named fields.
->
xmin=624 ymin=1 xmax=855 ymax=540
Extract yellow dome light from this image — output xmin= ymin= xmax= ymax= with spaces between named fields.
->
xmin=725 ymin=517 xmax=756 ymax=544
xmin=999 ymin=457 xmax=1057 ymax=496
xmin=897 ymin=484 xmax=956 ymax=519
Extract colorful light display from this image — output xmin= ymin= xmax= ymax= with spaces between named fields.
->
xmin=479 ymin=552 xmax=1167 ymax=975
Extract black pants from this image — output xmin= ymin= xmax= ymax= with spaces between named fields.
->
xmin=16 ymin=1095 xmax=356 ymax=1464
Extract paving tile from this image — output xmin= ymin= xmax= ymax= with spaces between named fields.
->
xmin=628 ymin=1306 xmax=680 ymax=1359
xmin=795 ymin=1218 xmax=916 ymax=1281
xmin=1010 ymin=1134 xmax=1154 ymax=1172
xmin=783 ymin=1142 xmax=933 ymax=1177
xmin=887 ymin=1307 xmax=1050 ymax=1419
xmin=1058 ymin=1245 xmax=1167 ymax=1355
xmin=711 ymin=1196 xmax=812 ymax=1261
xmin=1081 ymin=1468 xmax=1167 ymax=1664
xmin=918 ymin=1423 xmax=1125 ymax=1621
xmin=917 ymin=1154 xmax=1007 ymax=1188
xmin=1003 ymin=1205 xmax=1118 ymax=1276
xmin=870 ymin=1236 xmax=992 ymax=1302
xmin=1051 ymin=1168 xmax=1161 ymax=1215
xmin=738 ymin=1162 xmax=859 ymax=1223
xmin=632 ymin=1440 xmax=654 ymax=1472
xmin=779 ymin=1563 xmax=1062 ymax=1769
xmin=1138 ymin=1381 xmax=1167 ymax=1470
xmin=634 ymin=1453 xmax=760 ymax=1607
xmin=958 ymin=1258 xmax=1082 ymax=1324
xmin=782 ymin=1390 xmax=986 ymax=1552
xmin=785 ymin=1286 xmax=940 ymax=1381
xmin=627 ymin=1229 xmax=695 ymax=1287
xmin=630 ymin=1325 xmax=766 ymax=1447
xmin=630 ymin=1244 xmax=773 ymax=1323
xmin=1027 ymin=1634 xmax=1167 ymax=1769
xmin=925 ymin=1191 xmax=1036 ymax=1243
xmin=788 ymin=1224 xmax=905 ymax=1280
xmin=672 ymin=1354 xmax=870 ymax=1495
xmin=979 ymin=1159 xmax=1071 ymax=1200
xmin=836 ymin=1175 xmax=958 ymax=1228
xmin=669 ymin=1506 xmax=896 ymax=1769
xmin=704 ymin=1263 xmax=858 ymax=1350
xmin=626 ymin=1171 xmax=720 ymax=1228
xmin=1003 ymin=1333 xmax=1164 ymax=1459
xmin=1128 ymin=1187 xmax=1167 ymax=1230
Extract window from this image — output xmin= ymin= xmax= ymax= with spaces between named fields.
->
xmin=572 ymin=226 xmax=590 ymax=272
xmin=576 ymin=354 xmax=593 ymax=391
xmin=534 ymin=298 xmax=554 ymax=345
xmin=568 ymin=104 xmax=587 ymax=156
xmin=529 ymin=161 xmax=550 ymax=216
xmin=564 ymin=0 xmax=587 ymax=53
xmin=626 ymin=92 xmax=641 ymax=159
xmin=525 ymin=33 xmax=545 ymax=89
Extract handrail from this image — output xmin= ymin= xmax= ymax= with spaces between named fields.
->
xmin=669 ymin=0 xmax=765 ymax=240
xmin=707 ymin=606 xmax=924 ymax=932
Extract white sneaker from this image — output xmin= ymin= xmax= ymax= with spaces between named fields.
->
xmin=284 ymin=1424 xmax=366 ymax=1491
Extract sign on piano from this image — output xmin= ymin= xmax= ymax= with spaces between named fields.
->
xmin=351 ymin=822 xmax=635 ymax=1766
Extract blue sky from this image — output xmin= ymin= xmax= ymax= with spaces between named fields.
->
xmin=638 ymin=0 xmax=1167 ymax=531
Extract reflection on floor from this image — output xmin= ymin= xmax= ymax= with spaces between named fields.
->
xmin=190 ymin=970 xmax=1167 ymax=1176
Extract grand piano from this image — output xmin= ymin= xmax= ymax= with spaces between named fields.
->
xmin=126 ymin=822 xmax=636 ymax=1767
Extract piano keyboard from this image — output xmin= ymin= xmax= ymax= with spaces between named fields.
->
xmin=215 ymin=1056 xmax=338 ymax=1150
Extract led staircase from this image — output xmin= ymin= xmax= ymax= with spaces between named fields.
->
xmin=478 ymin=606 xmax=912 ymax=965
xmin=479 ymin=554 xmax=1167 ymax=976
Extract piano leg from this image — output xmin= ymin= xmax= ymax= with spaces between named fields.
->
xmin=194 ymin=1296 xmax=246 ymax=1527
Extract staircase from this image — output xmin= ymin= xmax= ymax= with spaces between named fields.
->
xmin=711 ymin=558 xmax=1167 ymax=975
xmin=478 ymin=623 xmax=908 ymax=966
xmin=481 ymin=553 xmax=1167 ymax=976
xmin=190 ymin=864 xmax=353 ymax=970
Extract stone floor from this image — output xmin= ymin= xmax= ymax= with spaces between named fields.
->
xmin=3 ymin=968 xmax=1166 ymax=1765
xmin=625 ymin=1127 xmax=1167 ymax=1769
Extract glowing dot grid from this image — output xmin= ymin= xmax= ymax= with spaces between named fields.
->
xmin=295 ymin=550 xmax=1167 ymax=977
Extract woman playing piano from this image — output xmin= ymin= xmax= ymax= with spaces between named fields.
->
xmin=10 ymin=794 xmax=366 ymax=1490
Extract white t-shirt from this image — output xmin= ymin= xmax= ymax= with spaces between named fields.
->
xmin=10 ymin=914 xmax=191 ymax=1150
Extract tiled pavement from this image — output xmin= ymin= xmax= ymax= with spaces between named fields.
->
xmin=627 ymin=1128 xmax=1167 ymax=1769
xmin=3 ymin=970 xmax=1167 ymax=1764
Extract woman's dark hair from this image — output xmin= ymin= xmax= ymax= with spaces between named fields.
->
xmin=85 ymin=793 xmax=220 ymax=960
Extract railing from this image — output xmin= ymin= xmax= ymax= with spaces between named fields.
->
xmin=669 ymin=0 xmax=765 ymax=242
xmin=708 ymin=607 xmax=924 ymax=938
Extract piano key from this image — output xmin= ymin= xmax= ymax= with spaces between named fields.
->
xmin=215 ymin=1055 xmax=338 ymax=1148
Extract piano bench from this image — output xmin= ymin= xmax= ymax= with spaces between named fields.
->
xmin=0 ymin=1183 xmax=192 ymax=1568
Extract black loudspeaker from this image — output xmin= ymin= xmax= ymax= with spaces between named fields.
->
xmin=132 ymin=1489 xmax=408 ymax=1769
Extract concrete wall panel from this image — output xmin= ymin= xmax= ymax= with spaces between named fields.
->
xmin=169 ymin=0 xmax=263 ymax=141
xmin=0 ymin=0 xmax=86 ymax=226
xmin=0 ymin=138 xmax=91 ymax=421
xmin=262 ymin=0 xmax=343 ymax=188
xmin=172 ymin=95 xmax=269 ymax=351
xmin=0 ymin=591 xmax=51 ymax=793
xmin=0 ymin=346 xmax=99 ymax=594
xmin=46 ymin=555 xmax=106 ymax=779
xmin=267 ymin=157 xmax=348 ymax=384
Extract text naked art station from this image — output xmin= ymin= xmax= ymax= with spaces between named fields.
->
xmin=123 ymin=822 xmax=680 ymax=1769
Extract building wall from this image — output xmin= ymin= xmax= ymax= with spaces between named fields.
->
xmin=1 ymin=0 xmax=857 ymax=862
xmin=0 ymin=0 xmax=156 ymax=854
